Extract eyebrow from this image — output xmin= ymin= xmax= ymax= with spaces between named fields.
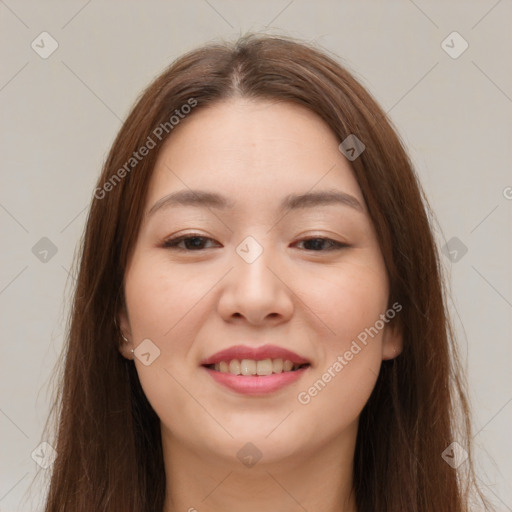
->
xmin=147 ymin=188 xmax=364 ymax=217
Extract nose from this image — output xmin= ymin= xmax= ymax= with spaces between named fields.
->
xmin=217 ymin=240 xmax=294 ymax=326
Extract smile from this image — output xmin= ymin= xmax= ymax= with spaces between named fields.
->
xmin=203 ymin=358 xmax=310 ymax=376
xmin=200 ymin=344 xmax=311 ymax=395
xmin=202 ymin=360 xmax=311 ymax=395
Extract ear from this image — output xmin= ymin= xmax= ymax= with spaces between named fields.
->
xmin=381 ymin=318 xmax=403 ymax=361
xmin=117 ymin=305 xmax=134 ymax=360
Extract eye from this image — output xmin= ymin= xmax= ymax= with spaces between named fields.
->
xmin=162 ymin=235 xmax=348 ymax=252
xmin=293 ymin=237 xmax=348 ymax=251
xmin=163 ymin=234 xmax=220 ymax=251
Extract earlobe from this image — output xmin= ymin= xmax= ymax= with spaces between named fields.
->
xmin=381 ymin=322 xmax=403 ymax=361
xmin=117 ymin=308 xmax=134 ymax=360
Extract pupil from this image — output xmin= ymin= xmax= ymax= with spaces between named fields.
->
xmin=188 ymin=237 xmax=203 ymax=249
xmin=307 ymin=238 xmax=324 ymax=250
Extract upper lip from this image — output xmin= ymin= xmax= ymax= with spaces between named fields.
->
xmin=201 ymin=344 xmax=310 ymax=366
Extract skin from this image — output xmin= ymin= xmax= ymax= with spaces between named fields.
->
xmin=119 ymin=98 xmax=402 ymax=512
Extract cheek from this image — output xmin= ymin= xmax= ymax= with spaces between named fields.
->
xmin=292 ymin=257 xmax=388 ymax=433
xmin=123 ymin=257 xmax=214 ymax=435
xmin=300 ymin=256 xmax=389 ymax=345
xmin=296 ymin=348 xmax=381 ymax=443
xmin=124 ymin=250 xmax=219 ymax=342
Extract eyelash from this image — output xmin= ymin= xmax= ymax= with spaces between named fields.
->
xmin=162 ymin=234 xmax=348 ymax=252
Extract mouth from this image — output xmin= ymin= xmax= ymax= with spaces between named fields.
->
xmin=200 ymin=344 xmax=311 ymax=395
xmin=202 ymin=359 xmax=311 ymax=376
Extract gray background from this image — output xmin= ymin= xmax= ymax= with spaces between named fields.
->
xmin=1 ymin=1 xmax=511 ymax=510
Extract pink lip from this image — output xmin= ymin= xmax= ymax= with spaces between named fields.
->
xmin=200 ymin=344 xmax=310 ymax=396
xmin=202 ymin=365 xmax=309 ymax=395
xmin=200 ymin=344 xmax=309 ymax=366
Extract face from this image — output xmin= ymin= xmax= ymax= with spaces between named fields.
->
xmin=119 ymin=98 xmax=402 ymax=467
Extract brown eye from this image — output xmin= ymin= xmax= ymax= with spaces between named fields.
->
xmin=294 ymin=237 xmax=348 ymax=251
xmin=163 ymin=235 xmax=220 ymax=251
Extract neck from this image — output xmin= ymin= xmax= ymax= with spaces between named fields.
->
xmin=161 ymin=422 xmax=359 ymax=512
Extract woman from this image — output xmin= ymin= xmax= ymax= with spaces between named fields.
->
xmin=38 ymin=34 xmax=491 ymax=511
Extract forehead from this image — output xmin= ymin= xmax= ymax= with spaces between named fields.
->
xmin=145 ymin=98 xmax=365 ymax=211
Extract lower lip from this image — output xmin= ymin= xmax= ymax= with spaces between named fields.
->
xmin=202 ymin=366 xmax=309 ymax=395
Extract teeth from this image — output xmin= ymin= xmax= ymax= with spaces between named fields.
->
xmin=228 ymin=360 xmax=241 ymax=375
xmin=256 ymin=359 xmax=273 ymax=376
xmin=273 ymin=358 xmax=283 ymax=373
xmin=241 ymin=359 xmax=257 ymax=375
xmin=211 ymin=358 xmax=306 ymax=376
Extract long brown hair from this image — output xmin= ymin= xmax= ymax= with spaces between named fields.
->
xmin=35 ymin=33 xmax=491 ymax=511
